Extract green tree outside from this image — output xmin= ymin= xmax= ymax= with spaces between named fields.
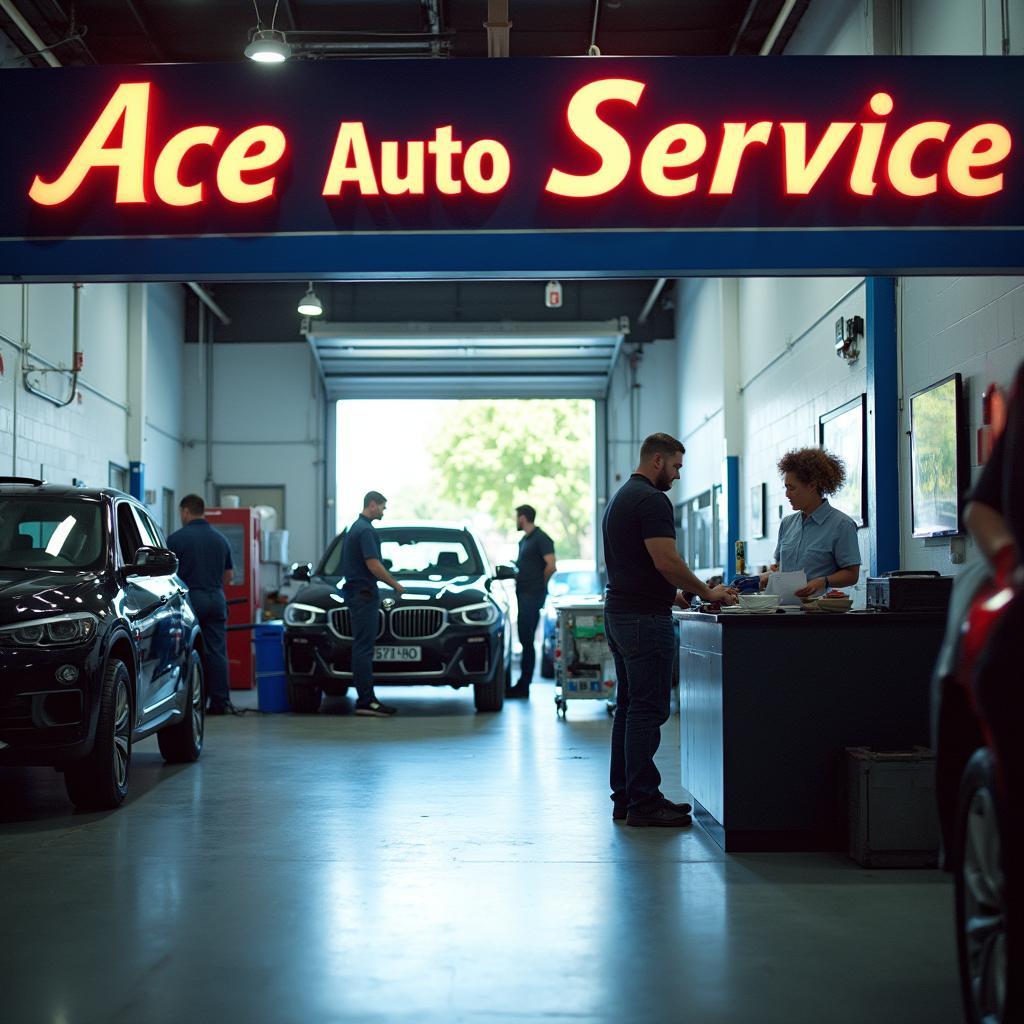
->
xmin=424 ymin=399 xmax=594 ymax=559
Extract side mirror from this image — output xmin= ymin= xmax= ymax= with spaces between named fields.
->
xmin=290 ymin=562 xmax=313 ymax=581
xmin=128 ymin=546 xmax=178 ymax=577
xmin=493 ymin=563 xmax=518 ymax=581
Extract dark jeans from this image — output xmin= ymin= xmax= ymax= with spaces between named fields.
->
xmin=516 ymin=592 xmax=545 ymax=686
xmin=347 ymin=587 xmax=380 ymax=703
xmin=190 ymin=589 xmax=229 ymax=707
xmin=605 ymin=611 xmax=675 ymax=809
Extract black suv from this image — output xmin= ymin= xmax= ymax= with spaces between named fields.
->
xmin=0 ymin=478 xmax=205 ymax=809
xmin=284 ymin=522 xmax=516 ymax=713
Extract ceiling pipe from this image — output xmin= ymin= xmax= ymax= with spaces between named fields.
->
xmin=187 ymin=283 xmax=231 ymax=327
xmin=637 ymin=279 xmax=668 ymax=325
xmin=485 ymin=0 xmax=511 ymax=57
xmin=0 ymin=0 xmax=61 ymax=66
xmin=293 ymin=40 xmax=446 ymax=54
xmin=728 ymin=0 xmax=759 ymax=55
xmin=760 ymin=0 xmax=800 ymax=54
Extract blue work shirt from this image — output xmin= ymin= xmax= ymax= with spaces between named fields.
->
xmin=341 ymin=514 xmax=381 ymax=592
xmin=773 ymin=499 xmax=861 ymax=581
xmin=166 ymin=519 xmax=233 ymax=592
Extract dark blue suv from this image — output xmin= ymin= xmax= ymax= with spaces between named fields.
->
xmin=0 ymin=478 xmax=205 ymax=809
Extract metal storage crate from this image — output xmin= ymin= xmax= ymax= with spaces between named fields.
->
xmin=554 ymin=601 xmax=615 ymax=717
xmin=846 ymin=747 xmax=941 ymax=867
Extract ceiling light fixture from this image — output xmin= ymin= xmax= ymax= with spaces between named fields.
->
xmin=244 ymin=27 xmax=290 ymax=63
xmin=297 ymin=283 xmax=323 ymax=317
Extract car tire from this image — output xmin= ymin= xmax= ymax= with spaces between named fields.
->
xmin=955 ymin=748 xmax=1010 ymax=1024
xmin=288 ymin=679 xmax=322 ymax=714
xmin=474 ymin=653 xmax=505 ymax=713
xmin=65 ymin=658 xmax=133 ymax=810
xmin=540 ymin=654 xmax=554 ymax=679
xmin=157 ymin=649 xmax=205 ymax=764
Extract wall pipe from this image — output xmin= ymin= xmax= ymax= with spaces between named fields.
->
xmin=21 ymin=282 xmax=83 ymax=408
xmin=186 ymin=282 xmax=231 ymax=327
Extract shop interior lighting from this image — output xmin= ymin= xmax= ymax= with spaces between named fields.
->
xmin=297 ymin=283 xmax=323 ymax=317
xmin=244 ymin=28 xmax=290 ymax=62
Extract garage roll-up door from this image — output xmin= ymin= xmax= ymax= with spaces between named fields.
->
xmin=303 ymin=319 xmax=627 ymax=399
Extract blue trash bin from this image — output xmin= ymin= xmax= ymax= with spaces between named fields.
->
xmin=254 ymin=621 xmax=289 ymax=713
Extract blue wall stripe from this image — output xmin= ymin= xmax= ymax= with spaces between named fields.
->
xmin=866 ymin=278 xmax=900 ymax=576
xmin=724 ymin=455 xmax=741 ymax=581
xmin=4 ymin=229 xmax=1024 ymax=282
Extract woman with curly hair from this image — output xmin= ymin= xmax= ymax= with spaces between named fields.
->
xmin=759 ymin=447 xmax=862 ymax=599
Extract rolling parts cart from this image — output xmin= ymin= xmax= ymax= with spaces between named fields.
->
xmin=554 ymin=601 xmax=615 ymax=717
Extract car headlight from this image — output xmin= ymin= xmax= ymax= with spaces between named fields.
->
xmin=453 ymin=602 xmax=499 ymax=627
xmin=284 ymin=603 xmax=327 ymax=627
xmin=0 ymin=612 xmax=98 ymax=647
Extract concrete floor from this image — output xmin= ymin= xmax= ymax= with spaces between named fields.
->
xmin=0 ymin=682 xmax=962 ymax=1024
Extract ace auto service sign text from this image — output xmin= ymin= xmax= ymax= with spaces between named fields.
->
xmin=2 ymin=57 xmax=1023 ymax=278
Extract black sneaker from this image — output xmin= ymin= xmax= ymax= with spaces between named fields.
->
xmin=206 ymin=702 xmax=231 ymax=716
xmin=355 ymin=700 xmax=398 ymax=717
xmin=614 ymin=797 xmax=691 ymax=822
xmin=626 ymin=798 xmax=693 ymax=828
xmin=505 ymin=683 xmax=530 ymax=699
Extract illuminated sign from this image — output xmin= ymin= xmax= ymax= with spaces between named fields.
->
xmin=21 ymin=77 xmax=1015 ymax=210
xmin=1 ymin=58 xmax=1022 ymax=278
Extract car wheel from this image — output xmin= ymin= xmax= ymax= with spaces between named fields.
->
xmin=474 ymin=652 xmax=505 ymax=712
xmin=157 ymin=650 xmax=205 ymax=764
xmin=288 ymin=679 xmax=323 ymax=713
xmin=955 ymin=748 xmax=1009 ymax=1024
xmin=540 ymin=654 xmax=554 ymax=679
xmin=65 ymin=658 xmax=132 ymax=810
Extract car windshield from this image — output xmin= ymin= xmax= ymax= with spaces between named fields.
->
xmin=0 ymin=496 xmax=105 ymax=571
xmin=549 ymin=570 xmax=601 ymax=597
xmin=319 ymin=528 xmax=483 ymax=580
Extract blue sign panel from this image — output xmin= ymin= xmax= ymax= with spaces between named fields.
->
xmin=1 ymin=57 xmax=1022 ymax=279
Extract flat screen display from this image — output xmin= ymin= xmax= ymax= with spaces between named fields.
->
xmin=910 ymin=374 xmax=967 ymax=538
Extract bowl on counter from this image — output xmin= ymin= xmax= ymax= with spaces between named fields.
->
xmin=737 ymin=593 xmax=781 ymax=612
xmin=817 ymin=595 xmax=853 ymax=613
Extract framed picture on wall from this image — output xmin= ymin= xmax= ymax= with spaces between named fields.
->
xmin=909 ymin=373 xmax=968 ymax=538
xmin=750 ymin=482 xmax=766 ymax=539
xmin=819 ymin=394 xmax=867 ymax=527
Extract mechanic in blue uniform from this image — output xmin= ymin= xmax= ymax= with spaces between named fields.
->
xmin=341 ymin=490 xmax=404 ymax=717
xmin=167 ymin=494 xmax=234 ymax=715
xmin=758 ymin=447 xmax=861 ymax=599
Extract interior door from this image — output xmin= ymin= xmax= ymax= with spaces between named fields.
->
xmin=136 ymin=507 xmax=186 ymax=710
xmin=115 ymin=503 xmax=174 ymax=726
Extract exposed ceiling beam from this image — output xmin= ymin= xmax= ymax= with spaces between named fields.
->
xmin=123 ymin=0 xmax=166 ymax=61
xmin=485 ymin=0 xmax=510 ymax=57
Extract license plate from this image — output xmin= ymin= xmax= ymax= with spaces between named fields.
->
xmin=374 ymin=645 xmax=421 ymax=662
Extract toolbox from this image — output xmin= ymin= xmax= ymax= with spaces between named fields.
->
xmin=847 ymin=747 xmax=940 ymax=867
xmin=866 ymin=571 xmax=954 ymax=613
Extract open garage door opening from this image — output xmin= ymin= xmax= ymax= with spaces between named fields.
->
xmin=336 ymin=397 xmax=596 ymax=570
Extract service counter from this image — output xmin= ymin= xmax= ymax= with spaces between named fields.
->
xmin=674 ymin=608 xmax=945 ymax=853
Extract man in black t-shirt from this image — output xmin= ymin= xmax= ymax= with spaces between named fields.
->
xmin=603 ymin=433 xmax=737 ymax=827
xmin=509 ymin=504 xmax=556 ymax=699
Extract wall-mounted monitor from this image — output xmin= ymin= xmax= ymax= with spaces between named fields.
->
xmin=910 ymin=373 xmax=968 ymax=538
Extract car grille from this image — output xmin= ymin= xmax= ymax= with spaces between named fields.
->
xmin=389 ymin=607 xmax=446 ymax=639
xmin=329 ymin=609 xmax=385 ymax=640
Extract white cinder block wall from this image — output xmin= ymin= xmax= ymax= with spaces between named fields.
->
xmin=0 ymin=282 xmax=185 ymax=531
xmin=605 ymin=337 xmax=679 ymax=493
xmin=673 ymin=0 xmax=1024 ymax=588
xmin=739 ymin=278 xmax=868 ymax=580
xmin=180 ymin=342 xmax=327 ymax=565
